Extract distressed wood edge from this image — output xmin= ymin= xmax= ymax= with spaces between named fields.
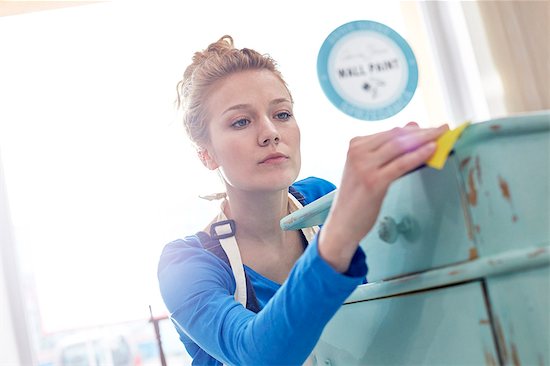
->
xmin=345 ymin=244 xmax=550 ymax=304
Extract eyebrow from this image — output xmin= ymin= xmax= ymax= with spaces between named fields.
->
xmin=221 ymin=98 xmax=291 ymax=116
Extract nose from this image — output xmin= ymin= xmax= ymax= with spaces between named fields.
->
xmin=258 ymin=118 xmax=280 ymax=146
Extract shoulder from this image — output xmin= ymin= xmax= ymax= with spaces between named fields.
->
xmin=157 ymin=235 xmax=235 ymax=310
xmin=291 ymin=176 xmax=336 ymax=205
xmin=158 ymin=233 xmax=226 ymax=273
xmin=157 ymin=235 xmax=203 ymax=267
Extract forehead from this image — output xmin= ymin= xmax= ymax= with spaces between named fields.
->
xmin=205 ymin=70 xmax=291 ymax=116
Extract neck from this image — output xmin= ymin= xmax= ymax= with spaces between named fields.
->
xmin=223 ymin=186 xmax=289 ymax=245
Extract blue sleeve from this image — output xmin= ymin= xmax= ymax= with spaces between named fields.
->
xmin=158 ymin=235 xmax=367 ymax=366
xmin=292 ymin=176 xmax=337 ymax=204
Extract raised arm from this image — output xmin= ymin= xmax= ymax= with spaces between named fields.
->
xmin=319 ymin=123 xmax=448 ymax=272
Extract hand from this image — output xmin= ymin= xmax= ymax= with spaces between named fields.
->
xmin=318 ymin=122 xmax=449 ymax=272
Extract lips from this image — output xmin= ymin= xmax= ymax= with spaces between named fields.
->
xmin=259 ymin=152 xmax=289 ymax=164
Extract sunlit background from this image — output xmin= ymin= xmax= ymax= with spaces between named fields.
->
xmin=1 ymin=1 xmax=546 ymax=365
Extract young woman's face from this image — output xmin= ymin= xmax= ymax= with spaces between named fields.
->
xmin=202 ymin=69 xmax=301 ymax=193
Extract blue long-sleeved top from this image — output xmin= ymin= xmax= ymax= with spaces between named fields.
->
xmin=157 ymin=177 xmax=368 ymax=365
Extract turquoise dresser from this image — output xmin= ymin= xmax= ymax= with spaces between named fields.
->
xmin=282 ymin=110 xmax=549 ymax=365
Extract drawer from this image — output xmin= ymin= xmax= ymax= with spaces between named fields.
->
xmin=454 ymin=110 xmax=550 ymax=256
xmin=311 ymin=282 xmax=498 ymax=366
xmin=485 ymin=265 xmax=549 ymax=366
xmin=361 ymin=156 xmax=474 ymax=282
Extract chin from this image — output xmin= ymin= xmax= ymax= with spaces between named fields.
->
xmin=246 ymin=171 xmax=300 ymax=192
xmin=224 ymin=164 xmax=300 ymax=193
xmin=267 ymin=169 xmax=300 ymax=189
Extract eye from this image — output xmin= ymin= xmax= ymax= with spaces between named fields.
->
xmin=231 ymin=118 xmax=250 ymax=129
xmin=274 ymin=111 xmax=293 ymax=121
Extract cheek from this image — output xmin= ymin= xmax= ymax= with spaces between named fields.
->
xmin=210 ymin=138 xmax=245 ymax=168
xmin=290 ymin=126 xmax=301 ymax=167
xmin=291 ymin=125 xmax=301 ymax=150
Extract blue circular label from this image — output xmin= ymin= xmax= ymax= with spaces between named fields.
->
xmin=317 ymin=20 xmax=418 ymax=121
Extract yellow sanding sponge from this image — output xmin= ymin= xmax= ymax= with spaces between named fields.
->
xmin=426 ymin=121 xmax=471 ymax=169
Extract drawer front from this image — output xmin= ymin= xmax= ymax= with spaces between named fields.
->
xmin=311 ymin=282 xmax=498 ymax=366
xmin=361 ymin=157 xmax=474 ymax=282
xmin=454 ymin=112 xmax=550 ymax=256
xmin=486 ymin=265 xmax=549 ymax=366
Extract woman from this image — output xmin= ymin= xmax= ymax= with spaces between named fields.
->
xmin=158 ymin=35 xmax=447 ymax=365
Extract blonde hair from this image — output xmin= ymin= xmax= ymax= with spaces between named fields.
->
xmin=176 ymin=35 xmax=292 ymax=148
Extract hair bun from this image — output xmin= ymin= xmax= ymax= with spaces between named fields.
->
xmin=206 ymin=35 xmax=234 ymax=53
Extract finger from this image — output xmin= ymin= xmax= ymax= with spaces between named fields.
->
xmin=374 ymin=125 xmax=447 ymax=167
xmin=379 ymin=141 xmax=437 ymax=182
xmin=357 ymin=124 xmax=421 ymax=153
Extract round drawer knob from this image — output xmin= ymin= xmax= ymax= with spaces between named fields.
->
xmin=378 ymin=215 xmax=419 ymax=243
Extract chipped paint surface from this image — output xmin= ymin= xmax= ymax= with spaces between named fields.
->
xmin=458 ymin=186 xmax=476 ymax=241
xmin=527 ymin=248 xmax=547 ymax=258
xmin=495 ymin=175 xmax=520 ymax=223
xmin=490 ymin=124 xmax=502 ymax=132
xmin=498 ymin=175 xmax=512 ymax=201
xmin=476 ymin=156 xmax=482 ymax=184
xmin=468 ymin=170 xmax=478 ymax=206
xmin=459 ymin=155 xmax=479 ymax=206
xmin=469 ymin=247 xmax=479 ymax=260
xmin=460 ymin=156 xmax=471 ymax=171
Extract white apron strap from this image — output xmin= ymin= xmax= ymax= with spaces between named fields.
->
xmin=214 ymin=204 xmax=248 ymax=308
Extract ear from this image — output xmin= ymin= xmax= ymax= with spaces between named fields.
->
xmin=197 ymin=147 xmax=219 ymax=170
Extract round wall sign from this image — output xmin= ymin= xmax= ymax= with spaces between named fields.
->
xmin=317 ymin=20 xmax=418 ymax=121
